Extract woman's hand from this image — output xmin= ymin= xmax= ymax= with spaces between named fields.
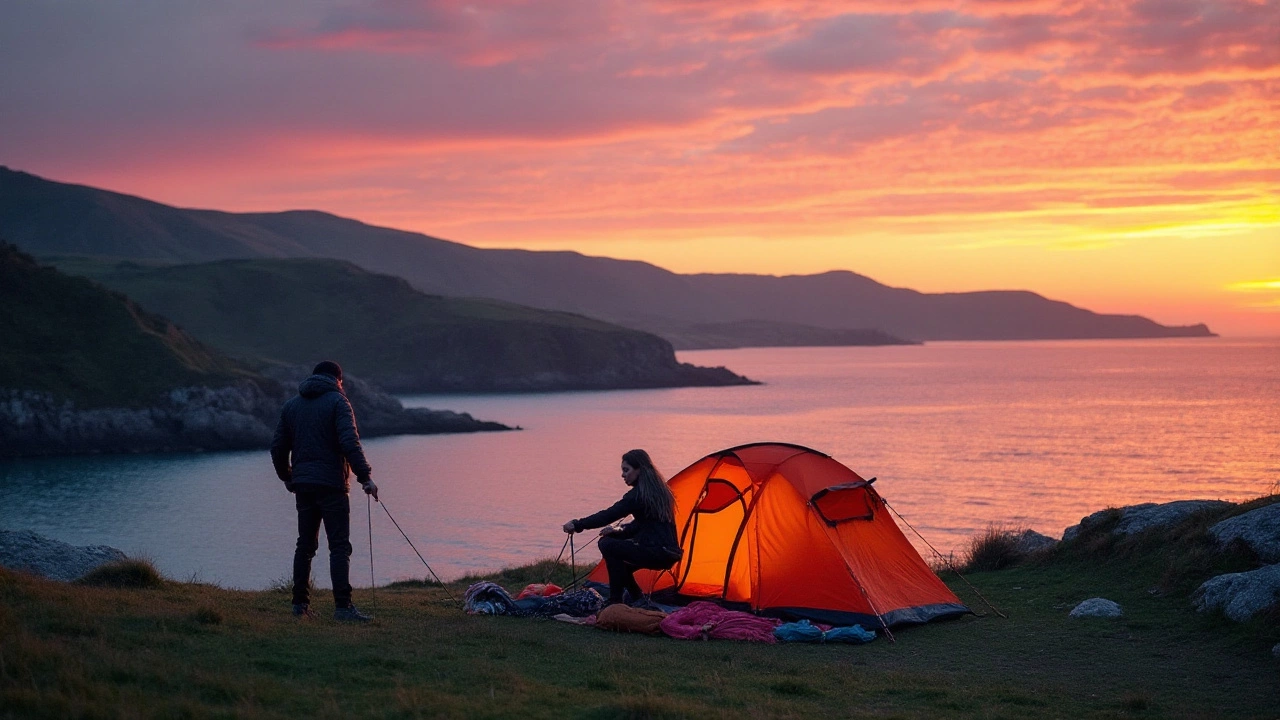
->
xmin=563 ymin=520 xmax=577 ymax=533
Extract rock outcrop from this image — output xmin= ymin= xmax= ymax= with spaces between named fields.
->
xmin=1 ymin=374 xmax=511 ymax=458
xmin=1209 ymin=503 xmax=1280 ymax=563
xmin=1063 ymin=500 xmax=1232 ymax=542
xmin=1069 ymin=598 xmax=1123 ymax=618
xmin=1194 ymin=564 xmax=1280 ymax=622
xmin=0 ymin=383 xmax=280 ymax=456
xmin=1013 ymin=529 xmax=1058 ymax=554
xmin=0 ymin=529 xmax=127 ymax=581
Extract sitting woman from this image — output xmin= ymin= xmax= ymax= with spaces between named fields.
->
xmin=564 ymin=449 xmax=681 ymax=606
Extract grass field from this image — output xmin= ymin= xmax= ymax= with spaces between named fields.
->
xmin=3 ymin=506 xmax=1278 ymax=719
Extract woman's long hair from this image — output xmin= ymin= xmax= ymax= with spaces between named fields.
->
xmin=623 ymin=448 xmax=675 ymax=523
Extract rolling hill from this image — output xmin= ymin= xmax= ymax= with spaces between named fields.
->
xmin=0 ymin=242 xmax=251 ymax=408
xmin=63 ymin=256 xmax=754 ymax=393
xmin=0 ymin=166 xmax=1214 ymax=344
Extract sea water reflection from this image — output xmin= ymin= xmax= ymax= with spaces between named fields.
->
xmin=0 ymin=339 xmax=1276 ymax=589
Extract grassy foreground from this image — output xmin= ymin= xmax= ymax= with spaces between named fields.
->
xmin=3 ymin=516 xmax=1279 ymax=719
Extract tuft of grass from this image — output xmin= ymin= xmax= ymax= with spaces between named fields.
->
xmin=267 ymin=574 xmax=314 ymax=595
xmin=387 ymin=577 xmax=444 ymax=589
xmin=76 ymin=559 xmax=165 ymax=589
xmin=959 ymin=524 xmax=1026 ymax=573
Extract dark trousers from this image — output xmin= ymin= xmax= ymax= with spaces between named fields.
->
xmin=599 ymin=536 xmax=675 ymax=603
xmin=293 ymin=487 xmax=352 ymax=607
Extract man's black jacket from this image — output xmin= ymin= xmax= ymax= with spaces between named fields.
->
xmin=271 ymin=374 xmax=372 ymax=491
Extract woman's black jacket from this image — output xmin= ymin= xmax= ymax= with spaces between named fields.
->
xmin=572 ymin=487 xmax=679 ymax=553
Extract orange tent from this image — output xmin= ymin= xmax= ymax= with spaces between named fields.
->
xmin=585 ymin=442 xmax=968 ymax=629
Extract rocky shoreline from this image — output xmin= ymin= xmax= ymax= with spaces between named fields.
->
xmin=0 ymin=374 xmax=512 ymax=458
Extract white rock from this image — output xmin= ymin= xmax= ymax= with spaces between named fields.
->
xmin=1069 ymin=597 xmax=1123 ymax=618
xmin=1210 ymin=503 xmax=1280 ymax=563
xmin=0 ymin=529 xmax=127 ymax=581
xmin=1194 ymin=564 xmax=1280 ymax=623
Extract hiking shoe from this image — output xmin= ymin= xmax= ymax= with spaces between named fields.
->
xmin=334 ymin=604 xmax=372 ymax=622
xmin=292 ymin=603 xmax=315 ymax=619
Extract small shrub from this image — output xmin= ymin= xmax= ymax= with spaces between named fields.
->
xmin=77 ymin=559 xmax=164 ymax=589
xmin=960 ymin=525 xmax=1025 ymax=573
xmin=267 ymin=574 xmax=314 ymax=594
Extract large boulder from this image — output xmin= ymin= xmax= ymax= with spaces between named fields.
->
xmin=1069 ymin=598 xmax=1123 ymax=618
xmin=1209 ymin=503 xmax=1280 ymax=563
xmin=1013 ymin=529 xmax=1058 ymax=554
xmin=1194 ymin=564 xmax=1280 ymax=622
xmin=0 ymin=529 xmax=127 ymax=581
xmin=1063 ymin=500 xmax=1232 ymax=542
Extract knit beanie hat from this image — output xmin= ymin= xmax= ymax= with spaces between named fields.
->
xmin=312 ymin=360 xmax=343 ymax=380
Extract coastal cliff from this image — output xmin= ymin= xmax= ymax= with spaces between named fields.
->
xmin=0 ymin=244 xmax=509 ymax=457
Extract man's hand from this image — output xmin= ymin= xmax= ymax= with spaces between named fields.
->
xmin=600 ymin=526 xmax=617 ymax=537
xmin=283 ymin=480 xmax=296 ymax=493
xmin=361 ymin=479 xmax=379 ymax=501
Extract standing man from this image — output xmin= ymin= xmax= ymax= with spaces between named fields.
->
xmin=271 ymin=361 xmax=379 ymax=621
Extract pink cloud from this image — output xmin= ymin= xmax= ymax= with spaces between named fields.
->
xmin=1 ymin=0 xmax=1276 ymax=311
xmin=766 ymin=12 xmax=975 ymax=76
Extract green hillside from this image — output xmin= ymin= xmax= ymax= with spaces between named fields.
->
xmin=75 ymin=257 xmax=752 ymax=393
xmin=0 ymin=244 xmax=250 ymax=407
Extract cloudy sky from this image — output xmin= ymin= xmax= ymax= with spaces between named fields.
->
xmin=2 ymin=0 xmax=1277 ymax=334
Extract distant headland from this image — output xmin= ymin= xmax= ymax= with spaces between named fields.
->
xmin=0 ymin=167 xmax=1214 ymax=350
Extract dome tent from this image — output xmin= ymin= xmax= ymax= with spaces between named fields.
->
xmin=586 ymin=442 xmax=969 ymax=629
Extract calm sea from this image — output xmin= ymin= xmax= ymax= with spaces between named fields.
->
xmin=1 ymin=339 xmax=1275 ymax=590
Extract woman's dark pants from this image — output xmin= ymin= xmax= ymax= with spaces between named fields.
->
xmin=293 ymin=487 xmax=353 ymax=607
xmin=599 ymin=536 xmax=673 ymax=603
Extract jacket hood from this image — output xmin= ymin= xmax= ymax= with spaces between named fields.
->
xmin=298 ymin=373 xmax=342 ymax=399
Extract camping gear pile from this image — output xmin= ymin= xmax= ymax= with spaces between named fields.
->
xmin=460 ymin=443 xmax=971 ymax=644
xmin=465 ymin=582 xmax=878 ymax=644
xmin=463 ymin=581 xmax=605 ymax=618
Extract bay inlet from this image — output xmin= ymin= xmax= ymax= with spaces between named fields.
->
xmin=1 ymin=338 xmax=1275 ymax=589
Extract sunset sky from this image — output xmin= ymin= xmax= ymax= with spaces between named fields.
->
xmin=2 ymin=0 xmax=1277 ymax=335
